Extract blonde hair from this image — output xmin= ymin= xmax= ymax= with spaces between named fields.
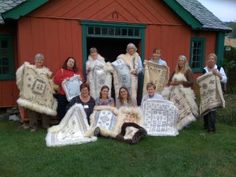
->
xmin=175 ymin=55 xmax=191 ymax=74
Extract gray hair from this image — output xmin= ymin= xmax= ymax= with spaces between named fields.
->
xmin=89 ymin=47 xmax=98 ymax=54
xmin=34 ymin=53 xmax=45 ymax=61
xmin=126 ymin=43 xmax=137 ymax=52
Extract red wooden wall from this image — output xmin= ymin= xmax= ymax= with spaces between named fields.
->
xmin=0 ymin=0 xmax=218 ymax=107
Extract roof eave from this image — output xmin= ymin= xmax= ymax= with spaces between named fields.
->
xmin=163 ymin=0 xmax=202 ymax=30
xmin=2 ymin=0 xmax=48 ymax=21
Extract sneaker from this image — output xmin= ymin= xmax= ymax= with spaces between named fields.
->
xmin=94 ymin=127 xmax=100 ymax=136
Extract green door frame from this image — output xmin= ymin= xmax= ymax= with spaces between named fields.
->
xmin=81 ymin=20 xmax=146 ymax=75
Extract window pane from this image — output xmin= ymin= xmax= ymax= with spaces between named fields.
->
xmin=122 ymin=28 xmax=127 ymax=36
xmin=191 ymin=40 xmax=203 ymax=69
xmin=128 ymin=29 xmax=133 ymax=36
xmin=197 ymin=41 xmax=201 ymax=48
xmin=95 ymin=27 xmax=101 ymax=35
xmin=2 ymin=66 xmax=9 ymax=74
xmin=134 ymin=29 xmax=139 ymax=36
xmin=1 ymin=40 xmax=8 ymax=48
xmin=88 ymin=27 xmax=94 ymax=35
xmin=108 ymin=28 xmax=114 ymax=35
xmin=115 ymin=28 xmax=121 ymax=35
xmin=2 ymin=57 xmax=9 ymax=65
xmin=102 ymin=27 xmax=108 ymax=35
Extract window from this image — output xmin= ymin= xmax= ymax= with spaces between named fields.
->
xmin=190 ymin=37 xmax=205 ymax=72
xmin=87 ymin=26 xmax=141 ymax=39
xmin=0 ymin=35 xmax=15 ymax=80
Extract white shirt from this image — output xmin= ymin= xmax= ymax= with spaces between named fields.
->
xmin=141 ymin=93 xmax=164 ymax=105
xmin=204 ymin=65 xmax=227 ymax=84
xmin=150 ymin=58 xmax=167 ymax=66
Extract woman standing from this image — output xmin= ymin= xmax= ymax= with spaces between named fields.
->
xmin=86 ymin=47 xmax=111 ymax=100
xmin=95 ymin=85 xmax=115 ymax=106
xmin=67 ymin=82 xmax=95 ymax=124
xmin=163 ymin=55 xmax=198 ymax=130
xmin=202 ymin=53 xmax=227 ymax=133
xmin=16 ymin=53 xmax=53 ymax=132
xmin=53 ymin=57 xmax=82 ymax=121
xmin=116 ymin=43 xmax=143 ymax=105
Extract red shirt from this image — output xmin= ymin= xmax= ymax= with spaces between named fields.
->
xmin=53 ymin=68 xmax=83 ymax=95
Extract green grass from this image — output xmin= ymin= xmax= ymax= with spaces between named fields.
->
xmin=217 ymin=94 xmax=236 ymax=126
xmin=0 ymin=119 xmax=236 ymax=177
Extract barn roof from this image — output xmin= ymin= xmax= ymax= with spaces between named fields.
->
xmin=176 ymin=0 xmax=232 ymax=31
xmin=0 ymin=0 xmax=232 ymax=32
xmin=0 ymin=0 xmax=48 ymax=24
xmin=0 ymin=0 xmax=26 ymax=24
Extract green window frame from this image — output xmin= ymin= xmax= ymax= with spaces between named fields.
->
xmin=0 ymin=34 xmax=15 ymax=80
xmin=190 ymin=37 xmax=205 ymax=72
xmin=86 ymin=26 xmax=141 ymax=39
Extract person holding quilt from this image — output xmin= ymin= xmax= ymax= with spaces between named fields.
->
xmin=202 ymin=53 xmax=227 ymax=133
xmin=116 ymin=43 xmax=143 ymax=105
xmin=162 ymin=55 xmax=198 ymax=130
xmin=149 ymin=48 xmax=167 ymax=66
xmin=16 ymin=53 xmax=54 ymax=132
xmin=53 ymin=57 xmax=83 ymax=121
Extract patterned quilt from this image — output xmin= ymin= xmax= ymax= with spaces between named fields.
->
xmin=197 ymin=72 xmax=225 ymax=115
xmin=88 ymin=64 xmax=112 ymax=99
xmin=142 ymin=99 xmax=179 ymax=136
xmin=143 ymin=60 xmax=169 ymax=94
xmin=85 ymin=106 xmax=119 ymax=137
xmin=112 ymin=59 xmax=132 ymax=100
xmin=16 ymin=62 xmax=57 ymax=116
xmin=45 ymin=104 xmax=97 ymax=147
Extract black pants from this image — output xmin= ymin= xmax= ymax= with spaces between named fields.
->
xmin=203 ymin=111 xmax=216 ymax=132
xmin=116 ymin=122 xmax=147 ymax=144
xmin=55 ymin=94 xmax=69 ymax=121
xmin=27 ymin=109 xmax=50 ymax=129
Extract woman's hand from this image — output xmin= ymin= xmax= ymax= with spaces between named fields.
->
xmin=130 ymin=69 xmax=137 ymax=75
xmin=170 ymin=80 xmax=182 ymax=86
xmin=212 ymin=69 xmax=222 ymax=80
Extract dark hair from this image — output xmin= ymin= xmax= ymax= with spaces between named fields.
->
xmin=146 ymin=82 xmax=156 ymax=90
xmin=118 ymin=86 xmax=131 ymax=103
xmin=99 ymin=85 xmax=109 ymax=99
xmin=152 ymin=48 xmax=161 ymax=54
xmin=62 ymin=57 xmax=78 ymax=72
xmin=80 ymin=82 xmax=90 ymax=92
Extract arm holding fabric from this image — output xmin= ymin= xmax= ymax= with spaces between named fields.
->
xmin=182 ymin=69 xmax=193 ymax=87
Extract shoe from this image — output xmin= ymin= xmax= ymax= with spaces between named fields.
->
xmin=22 ymin=124 xmax=30 ymax=129
xmin=207 ymin=129 xmax=215 ymax=134
xmin=94 ymin=127 xmax=100 ymax=136
xmin=30 ymin=128 xmax=37 ymax=132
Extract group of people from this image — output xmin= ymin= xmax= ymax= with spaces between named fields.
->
xmin=17 ymin=43 xmax=227 ymax=135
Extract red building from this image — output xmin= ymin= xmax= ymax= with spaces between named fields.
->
xmin=0 ymin=0 xmax=231 ymax=107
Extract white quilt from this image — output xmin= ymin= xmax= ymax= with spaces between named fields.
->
xmin=46 ymin=104 xmax=97 ymax=147
xmin=142 ymin=99 xmax=179 ymax=136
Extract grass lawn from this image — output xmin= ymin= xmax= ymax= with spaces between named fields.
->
xmin=1 ymin=95 xmax=236 ymax=177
